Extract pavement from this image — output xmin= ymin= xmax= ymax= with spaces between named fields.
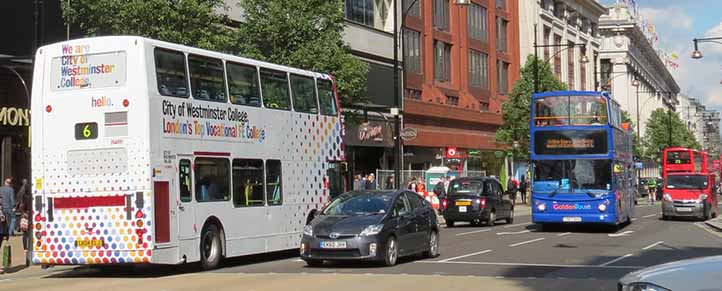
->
xmin=1 ymin=232 xmax=30 ymax=274
xmin=1 ymin=201 xmax=721 ymax=291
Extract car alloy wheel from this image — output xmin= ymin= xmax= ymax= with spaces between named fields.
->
xmin=423 ymin=231 xmax=439 ymax=258
xmin=384 ymin=236 xmax=398 ymax=266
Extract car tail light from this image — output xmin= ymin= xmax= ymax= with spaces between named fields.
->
xmin=480 ymin=198 xmax=487 ymax=209
xmin=441 ymin=199 xmax=448 ymax=210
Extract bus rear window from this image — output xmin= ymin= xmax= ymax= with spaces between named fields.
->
xmin=155 ymin=49 xmax=189 ymax=97
xmin=51 ymin=51 xmax=127 ymax=91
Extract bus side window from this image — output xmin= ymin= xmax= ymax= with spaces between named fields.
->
xmin=260 ymin=68 xmax=291 ymax=111
xmin=317 ymin=79 xmax=338 ymax=116
xmin=188 ymin=54 xmax=226 ymax=102
xmin=155 ymin=48 xmax=189 ymax=98
xmin=232 ymin=159 xmax=265 ymax=207
xmin=227 ymin=62 xmax=262 ymax=107
xmin=266 ymin=160 xmax=283 ymax=206
xmin=290 ymin=74 xmax=319 ymax=114
xmin=194 ymin=157 xmax=230 ymax=202
xmin=179 ymin=159 xmax=192 ymax=202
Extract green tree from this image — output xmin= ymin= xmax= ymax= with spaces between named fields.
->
xmin=236 ymin=0 xmax=368 ymax=108
xmin=621 ymin=110 xmax=643 ymax=159
xmin=643 ymin=108 xmax=701 ymax=160
xmin=62 ymin=0 xmax=236 ymax=52
xmin=497 ymin=55 xmax=567 ymax=161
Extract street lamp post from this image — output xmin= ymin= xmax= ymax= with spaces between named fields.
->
xmin=532 ymin=24 xmax=590 ymax=93
xmin=392 ymin=0 xmax=470 ymax=188
xmin=632 ymin=78 xmax=641 ymax=142
xmin=691 ymin=36 xmax=722 ymax=59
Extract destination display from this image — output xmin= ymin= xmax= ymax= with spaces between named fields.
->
xmin=534 ymin=130 xmax=608 ymax=155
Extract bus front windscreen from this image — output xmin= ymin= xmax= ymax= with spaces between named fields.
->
xmin=534 ymin=95 xmax=608 ymax=126
xmin=533 ymin=159 xmax=612 ymax=193
xmin=666 ymin=175 xmax=708 ymax=190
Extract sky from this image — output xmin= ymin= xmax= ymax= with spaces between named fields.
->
xmin=600 ymin=0 xmax=722 ymax=113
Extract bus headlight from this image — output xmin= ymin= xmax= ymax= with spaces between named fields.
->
xmin=537 ymin=203 xmax=546 ymax=212
xmin=598 ymin=204 xmax=607 ymax=212
xmin=698 ymin=194 xmax=708 ymax=203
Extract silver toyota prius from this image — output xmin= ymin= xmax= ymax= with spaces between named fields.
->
xmin=618 ymin=255 xmax=722 ymax=291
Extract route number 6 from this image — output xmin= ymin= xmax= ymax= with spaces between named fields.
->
xmin=75 ymin=122 xmax=98 ymax=140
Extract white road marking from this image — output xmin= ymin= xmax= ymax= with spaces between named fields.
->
xmin=497 ymin=230 xmax=531 ymax=235
xmin=503 ymin=222 xmax=533 ymax=228
xmin=642 ymin=241 xmax=665 ymax=250
xmin=509 ymin=238 xmax=545 ymax=247
xmin=557 ymin=232 xmax=572 ymax=236
xmin=438 ymin=249 xmax=493 ymax=262
xmin=455 ymin=228 xmax=493 ymax=236
xmin=631 ymin=218 xmax=638 ymax=221
xmin=599 ymin=253 xmax=634 ymax=266
xmin=292 ymin=259 xmax=304 ymax=262
xmin=608 ymin=230 xmax=634 ymax=237
xmin=417 ymin=260 xmax=643 ymax=269
xmin=643 ymin=214 xmax=657 ymax=218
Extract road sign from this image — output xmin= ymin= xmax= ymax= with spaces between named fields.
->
xmin=446 ymin=147 xmax=457 ymax=158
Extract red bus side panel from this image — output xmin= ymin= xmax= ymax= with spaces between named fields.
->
xmin=154 ymin=181 xmax=170 ymax=243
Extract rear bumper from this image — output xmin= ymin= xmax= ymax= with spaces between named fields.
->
xmin=532 ymin=213 xmax=617 ymax=224
xmin=442 ymin=209 xmax=489 ymax=222
xmin=662 ymin=200 xmax=705 ymax=217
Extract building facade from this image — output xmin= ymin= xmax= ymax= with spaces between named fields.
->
xmin=701 ymin=110 xmax=721 ymax=157
xmin=598 ymin=3 xmax=679 ymax=141
xmin=519 ymin=0 xmax=606 ymax=91
xmin=676 ymin=94 xmax=706 ymax=146
xmin=400 ymin=0 xmax=520 ymax=175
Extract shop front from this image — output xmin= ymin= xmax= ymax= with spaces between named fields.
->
xmin=343 ymin=118 xmax=394 ymax=189
xmin=0 ymin=97 xmax=31 ymax=182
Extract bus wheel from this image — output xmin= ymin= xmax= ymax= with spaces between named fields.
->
xmin=200 ymin=224 xmax=222 ymax=270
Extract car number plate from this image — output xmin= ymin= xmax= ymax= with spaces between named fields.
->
xmin=458 ymin=206 xmax=467 ymax=212
xmin=562 ymin=217 xmax=582 ymax=222
xmin=676 ymin=207 xmax=693 ymax=212
xmin=320 ymin=241 xmax=347 ymax=249
xmin=455 ymin=201 xmax=471 ymax=206
xmin=75 ymin=239 xmax=104 ymax=248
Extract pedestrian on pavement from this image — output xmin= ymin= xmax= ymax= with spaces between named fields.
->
xmin=433 ymin=177 xmax=447 ymax=199
xmin=16 ymin=179 xmax=32 ymax=262
xmin=384 ymin=175 xmax=394 ymax=190
xmin=365 ymin=173 xmax=377 ymax=190
xmin=0 ymin=178 xmax=15 ymax=252
xmin=507 ymin=177 xmax=517 ymax=205
xmin=408 ymin=177 xmax=418 ymax=192
xmin=359 ymin=174 xmax=367 ymax=190
xmin=417 ymin=179 xmax=427 ymax=193
xmin=520 ymin=175 xmax=528 ymax=204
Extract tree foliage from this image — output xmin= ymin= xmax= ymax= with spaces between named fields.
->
xmin=62 ymin=0 xmax=368 ymax=108
xmin=236 ymin=0 xmax=367 ymax=107
xmin=643 ymin=108 xmax=700 ymax=160
xmin=497 ymin=55 xmax=567 ymax=161
xmin=62 ymin=0 xmax=236 ymax=52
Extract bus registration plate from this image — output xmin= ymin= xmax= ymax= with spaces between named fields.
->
xmin=320 ymin=241 xmax=347 ymax=249
xmin=75 ymin=239 xmax=104 ymax=248
xmin=562 ymin=217 xmax=582 ymax=222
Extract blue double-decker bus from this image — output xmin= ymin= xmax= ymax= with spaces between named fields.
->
xmin=530 ymin=91 xmax=635 ymax=227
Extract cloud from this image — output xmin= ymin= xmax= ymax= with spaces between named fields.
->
xmin=639 ymin=7 xmax=693 ymax=30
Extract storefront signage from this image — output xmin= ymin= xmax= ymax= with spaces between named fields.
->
xmin=445 ymin=147 xmax=467 ymax=159
xmin=344 ymin=120 xmax=393 ymax=147
xmin=0 ymin=107 xmax=30 ymax=127
xmin=400 ymin=127 xmax=417 ymax=141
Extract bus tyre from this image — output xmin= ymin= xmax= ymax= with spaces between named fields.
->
xmin=200 ymin=224 xmax=222 ymax=270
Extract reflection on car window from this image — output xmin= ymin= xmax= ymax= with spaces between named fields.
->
xmin=394 ymin=195 xmax=410 ymax=216
xmin=449 ymin=180 xmax=484 ymax=196
xmin=533 ymin=159 xmax=612 ymax=193
xmin=322 ymin=193 xmax=393 ymax=215
xmin=666 ymin=175 xmax=708 ymax=190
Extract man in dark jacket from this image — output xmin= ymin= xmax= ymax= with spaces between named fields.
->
xmin=0 ymin=178 xmax=15 ymax=249
xmin=433 ymin=177 xmax=447 ymax=199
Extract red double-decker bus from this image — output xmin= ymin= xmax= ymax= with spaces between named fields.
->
xmin=662 ymin=147 xmax=708 ymax=176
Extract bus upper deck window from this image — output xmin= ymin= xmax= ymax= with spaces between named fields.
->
xmin=290 ymin=74 xmax=319 ymax=114
xmin=260 ymin=68 xmax=290 ymax=111
xmin=155 ymin=49 xmax=189 ymax=98
xmin=227 ymin=62 xmax=262 ymax=107
xmin=317 ymin=79 xmax=338 ymax=116
xmin=188 ymin=54 xmax=226 ymax=102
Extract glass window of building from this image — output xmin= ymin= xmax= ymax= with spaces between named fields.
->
xmin=497 ymin=60 xmax=509 ymax=95
xmin=496 ymin=17 xmax=508 ymax=52
xmin=468 ymin=49 xmax=489 ymax=89
xmin=434 ymin=40 xmax=451 ymax=82
xmin=468 ymin=3 xmax=488 ymax=41
xmin=346 ymin=0 xmax=375 ymax=27
xmin=403 ymin=29 xmax=422 ymax=74
xmin=433 ymin=0 xmax=450 ymax=31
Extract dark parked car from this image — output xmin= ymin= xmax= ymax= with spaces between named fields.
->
xmin=300 ymin=190 xmax=440 ymax=267
xmin=441 ymin=177 xmax=514 ymax=227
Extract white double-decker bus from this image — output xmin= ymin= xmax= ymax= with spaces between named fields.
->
xmin=30 ymin=36 xmax=346 ymax=269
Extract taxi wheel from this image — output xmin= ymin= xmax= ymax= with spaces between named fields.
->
xmin=487 ymin=210 xmax=496 ymax=227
